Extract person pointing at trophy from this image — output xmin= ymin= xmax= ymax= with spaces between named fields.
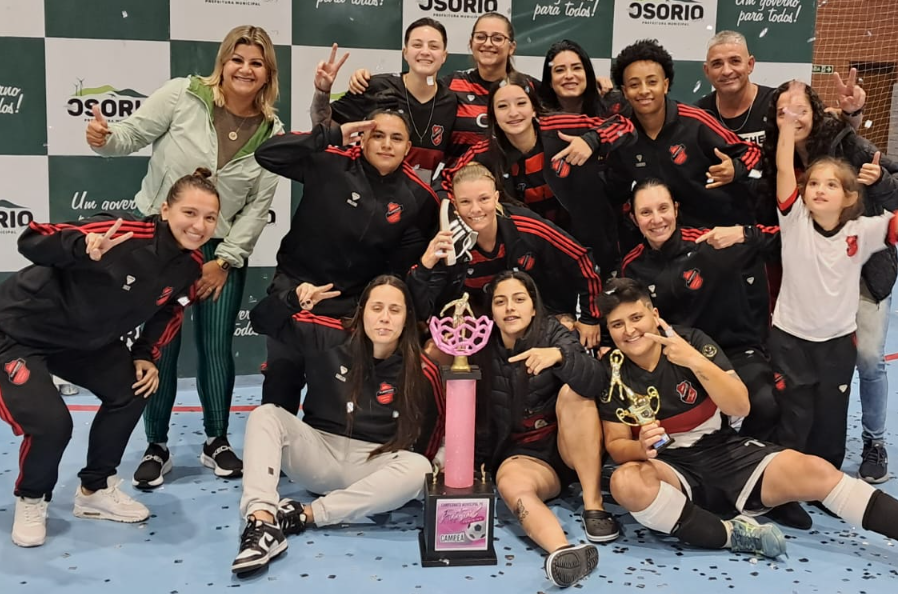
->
xmin=595 ymin=278 xmax=898 ymax=559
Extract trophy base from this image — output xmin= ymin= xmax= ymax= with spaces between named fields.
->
xmin=419 ymin=472 xmax=498 ymax=567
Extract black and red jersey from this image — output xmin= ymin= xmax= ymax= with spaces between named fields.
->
xmin=620 ymin=225 xmax=779 ymax=353
xmin=597 ymin=327 xmax=732 ymax=448
xmin=407 ymin=204 xmax=602 ymax=324
xmin=255 ymin=123 xmax=439 ymax=317
xmin=605 ymin=97 xmax=762 ymax=228
xmin=444 ymin=113 xmax=636 ymax=276
xmin=441 ymin=69 xmax=540 ymax=165
xmin=0 ymin=214 xmax=202 ymax=361
xmin=251 ymin=289 xmax=445 ymax=459
xmin=329 ymin=73 xmax=457 ymax=182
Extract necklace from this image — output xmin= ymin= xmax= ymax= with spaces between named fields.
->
xmin=715 ymin=87 xmax=757 ymax=133
xmin=403 ymin=74 xmax=437 ymax=144
xmin=226 ymin=109 xmax=249 ymax=141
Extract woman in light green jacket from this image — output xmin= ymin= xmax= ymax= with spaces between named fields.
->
xmin=86 ymin=25 xmax=284 ymax=488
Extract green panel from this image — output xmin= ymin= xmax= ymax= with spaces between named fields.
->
xmin=175 ymin=266 xmax=274 ymax=377
xmin=48 ymin=156 xmax=148 ymax=220
xmin=511 ymin=0 xmax=614 ymax=59
xmin=0 ymin=38 xmax=47 ymax=155
xmin=293 ymin=0 xmax=402 ymax=50
xmin=668 ymin=60 xmax=711 ymax=105
xmin=44 ymin=0 xmax=170 ymax=41
xmin=291 ymin=181 xmax=303 ymax=215
xmin=0 ymin=271 xmax=13 ymax=284
xmin=443 ymin=53 xmax=478 ymax=76
xmin=169 ymin=40 xmax=292 ymax=131
xmin=717 ymin=0 xmax=816 ymax=63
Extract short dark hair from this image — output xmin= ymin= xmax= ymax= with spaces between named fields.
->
xmin=597 ymin=278 xmax=654 ymax=318
xmin=405 ymin=17 xmax=447 ymax=48
xmin=630 ymin=178 xmax=673 ymax=211
xmin=611 ymin=39 xmax=675 ymax=89
xmin=365 ymin=106 xmax=413 ymax=138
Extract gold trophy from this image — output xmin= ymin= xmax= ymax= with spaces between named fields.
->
xmin=602 ymin=349 xmax=674 ymax=452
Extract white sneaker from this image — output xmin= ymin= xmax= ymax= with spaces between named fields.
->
xmin=12 ymin=496 xmax=48 ymax=547
xmin=73 ymin=476 xmax=149 ymax=523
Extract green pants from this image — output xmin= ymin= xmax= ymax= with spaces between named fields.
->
xmin=142 ymin=239 xmax=247 ymax=443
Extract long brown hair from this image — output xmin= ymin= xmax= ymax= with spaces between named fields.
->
xmin=344 ymin=275 xmax=428 ymax=458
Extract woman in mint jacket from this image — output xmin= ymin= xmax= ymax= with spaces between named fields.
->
xmin=86 ymin=25 xmax=284 ymax=487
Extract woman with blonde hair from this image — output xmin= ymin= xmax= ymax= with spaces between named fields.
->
xmin=86 ymin=25 xmax=285 ymax=488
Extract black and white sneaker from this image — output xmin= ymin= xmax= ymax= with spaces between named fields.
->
xmin=545 ymin=543 xmax=599 ymax=588
xmin=277 ymin=499 xmax=310 ymax=536
xmin=859 ymin=440 xmax=889 ymax=484
xmin=438 ymin=199 xmax=478 ymax=265
xmin=231 ymin=517 xmax=287 ymax=574
xmin=200 ymin=436 xmax=243 ymax=478
xmin=132 ymin=443 xmax=172 ymax=489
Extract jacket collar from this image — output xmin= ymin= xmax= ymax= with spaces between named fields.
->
xmin=186 ymin=76 xmax=276 ymax=159
xmin=645 ymin=226 xmax=690 ymax=260
xmin=632 ymin=96 xmax=679 ymax=139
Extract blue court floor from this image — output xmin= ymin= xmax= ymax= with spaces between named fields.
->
xmin=2 ymin=344 xmax=898 ymax=593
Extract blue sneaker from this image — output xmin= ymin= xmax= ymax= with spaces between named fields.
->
xmin=728 ymin=515 xmax=786 ymax=558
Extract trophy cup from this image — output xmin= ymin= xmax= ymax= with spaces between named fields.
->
xmin=419 ymin=293 xmax=498 ymax=567
xmin=602 ymin=349 xmax=674 ymax=452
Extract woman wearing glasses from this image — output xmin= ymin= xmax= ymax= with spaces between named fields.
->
xmin=350 ymin=12 xmax=539 ymax=165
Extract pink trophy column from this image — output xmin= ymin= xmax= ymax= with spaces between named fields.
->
xmin=444 ymin=378 xmax=477 ymax=488
xmin=429 ymin=309 xmax=493 ymax=489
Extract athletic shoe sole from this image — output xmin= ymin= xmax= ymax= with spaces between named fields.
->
xmin=11 ymin=533 xmax=46 ymax=547
xmin=200 ymin=453 xmax=243 ymax=478
xmin=858 ymin=471 xmax=890 ymax=484
xmin=546 ymin=543 xmax=599 ymax=588
xmin=72 ymin=505 xmax=148 ymax=523
xmin=132 ymin=456 xmax=173 ymax=489
xmin=231 ymin=539 xmax=288 ymax=575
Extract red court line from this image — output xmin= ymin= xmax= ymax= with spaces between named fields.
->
xmin=68 ymin=405 xmax=259 ymax=412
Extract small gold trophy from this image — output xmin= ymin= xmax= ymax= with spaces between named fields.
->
xmin=603 ymin=349 xmax=674 ymax=452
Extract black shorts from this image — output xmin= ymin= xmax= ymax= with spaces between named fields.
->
xmin=659 ymin=430 xmax=784 ymax=515
xmin=499 ymin=435 xmax=578 ymax=487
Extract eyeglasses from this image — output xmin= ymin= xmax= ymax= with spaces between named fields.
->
xmin=472 ymin=32 xmax=510 ymax=45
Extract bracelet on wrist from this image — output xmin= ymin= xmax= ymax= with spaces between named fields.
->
xmin=844 ymin=106 xmax=864 ymax=118
xmin=314 ymin=85 xmax=331 ymax=95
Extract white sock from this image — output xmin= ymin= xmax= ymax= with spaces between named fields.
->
xmin=630 ymin=481 xmax=687 ymax=534
xmin=822 ymin=474 xmax=875 ymax=527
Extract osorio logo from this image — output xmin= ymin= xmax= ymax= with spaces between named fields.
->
xmin=418 ymin=0 xmax=498 ymax=13
xmin=0 ymin=199 xmax=35 ymax=233
xmin=66 ymin=81 xmax=146 ymax=119
xmin=629 ymin=0 xmax=705 ymax=21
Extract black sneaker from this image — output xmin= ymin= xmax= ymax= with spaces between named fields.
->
xmin=764 ymin=501 xmax=812 ymax=530
xmin=439 ymin=199 xmax=478 ymax=266
xmin=231 ymin=517 xmax=287 ymax=574
xmin=545 ymin=543 xmax=599 ymax=588
xmin=132 ymin=443 xmax=172 ymax=489
xmin=581 ymin=509 xmax=621 ymax=542
xmin=200 ymin=436 xmax=243 ymax=478
xmin=277 ymin=499 xmax=309 ymax=536
xmin=859 ymin=440 xmax=889 ymax=484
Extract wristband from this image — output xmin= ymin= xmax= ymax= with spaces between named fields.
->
xmin=844 ymin=107 xmax=863 ymax=118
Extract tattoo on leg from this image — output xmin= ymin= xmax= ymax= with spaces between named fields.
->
xmin=515 ymin=498 xmax=529 ymax=522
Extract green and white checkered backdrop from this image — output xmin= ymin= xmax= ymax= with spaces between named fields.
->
xmin=0 ymin=0 xmax=816 ymax=376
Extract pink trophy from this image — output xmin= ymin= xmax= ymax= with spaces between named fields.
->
xmin=420 ymin=293 xmax=497 ymax=567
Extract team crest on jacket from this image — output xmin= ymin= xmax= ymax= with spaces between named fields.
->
xmin=676 ymin=380 xmax=697 ymax=404
xmin=156 ymin=286 xmax=173 ymax=306
xmin=431 ymin=124 xmax=444 ymax=146
xmin=553 ymin=158 xmax=571 ymax=178
xmin=682 ymin=268 xmax=703 ymax=290
xmin=5 ymin=358 xmax=30 ymax=385
xmin=386 ymin=202 xmax=403 ymax=224
xmin=669 ymin=144 xmax=688 ymax=165
xmin=376 ymin=382 xmax=395 ymax=405
xmin=516 ymin=253 xmax=535 ymax=272
xmin=846 ymin=235 xmax=858 ymax=257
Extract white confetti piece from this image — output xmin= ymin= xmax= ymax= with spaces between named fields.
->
xmin=864 ymin=120 xmax=873 ymax=129
xmin=122 ymin=11 xmax=128 ymax=18
xmin=693 ymin=81 xmax=701 ymax=93
xmin=759 ymin=28 xmax=768 ymax=38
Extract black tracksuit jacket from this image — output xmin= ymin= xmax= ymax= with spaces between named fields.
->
xmin=0 ymin=214 xmax=202 ymax=360
xmin=255 ymin=123 xmax=440 ymax=317
xmin=620 ymin=225 xmax=780 ymax=353
xmin=474 ymin=317 xmax=604 ymax=471
xmin=251 ymin=289 xmax=445 ymax=459
xmin=407 ymin=204 xmax=603 ymax=325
